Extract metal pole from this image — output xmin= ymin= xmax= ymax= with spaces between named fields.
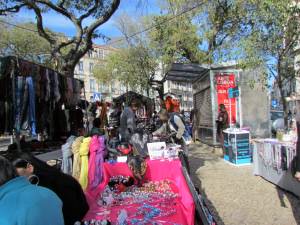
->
xmin=238 ymin=71 xmax=243 ymax=127
xmin=210 ymin=70 xmax=217 ymax=145
xmin=83 ymin=84 xmax=90 ymax=133
xmin=229 ymin=98 xmax=232 ymax=128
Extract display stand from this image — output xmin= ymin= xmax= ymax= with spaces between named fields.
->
xmin=84 ymin=160 xmax=195 ymax=225
xmin=253 ymin=139 xmax=300 ymax=197
xmin=223 ymin=129 xmax=251 ymax=165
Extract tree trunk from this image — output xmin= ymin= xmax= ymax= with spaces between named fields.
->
xmin=60 ymin=62 xmax=76 ymax=77
xmin=277 ymin=59 xmax=289 ymax=128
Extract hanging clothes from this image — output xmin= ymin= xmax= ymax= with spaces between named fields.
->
xmin=14 ymin=76 xmax=37 ymax=136
xmin=53 ymin=72 xmax=61 ymax=102
xmin=26 ymin=76 xmax=37 ymax=136
xmin=79 ymin=137 xmax=91 ymax=190
xmin=61 ymin=135 xmax=76 ymax=175
xmin=72 ymin=136 xmax=84 ymax=180
xmin=45 ymin=69 xmax=50 ymax=102
xmin=88 ymin=136 xmax=105 ymax=189
xmin=66 ymin=78 xmax=73 ymax=106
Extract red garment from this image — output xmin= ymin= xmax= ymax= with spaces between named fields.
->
xmin=165 ymin=96 xmax=180 ymax=113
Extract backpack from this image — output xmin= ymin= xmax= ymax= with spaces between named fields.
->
xmin=169 ymin=113 xmax=192 ymax=145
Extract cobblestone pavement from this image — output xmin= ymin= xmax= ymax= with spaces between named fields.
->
xmin=189 ymin=143 xmax=300 ymax=225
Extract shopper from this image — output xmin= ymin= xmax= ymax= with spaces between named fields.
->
xmin=153 ymin=109 xmax=191 ymax=173
xmin=153 ymin=109 xmax=191 ymax=145
xmin=120 ymin=99 xmax=139 ymax=142
xmin=216 ymin=104 xmax=229 ymax=147
xmin=99 ymin=101 xmax=108 ymax=130
xmin=0 ymin=156 xmax=64 ymax=225
xmin=13 ymin=153 xmax=89 ymax=225
xmin=90 ymin=117 xmax=105 ymax=136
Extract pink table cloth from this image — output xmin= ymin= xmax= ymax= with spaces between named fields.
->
xmin=85 ymin=159 xmax=195 ymax=225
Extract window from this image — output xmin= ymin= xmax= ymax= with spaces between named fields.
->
xmin=90 ymin=79 xmax=95 ymax=92
xmin=99 ymin=49 xmax=104 ymax=59
xmin=88 ymin=50 xmax=93 ymax=58
xmin=111 ymin=82 xmax=115 ymax=92
xmin=78 ymin=61 xmax=83 ymax=72
xmin=89 ymin=63 xmax=94 ymax=73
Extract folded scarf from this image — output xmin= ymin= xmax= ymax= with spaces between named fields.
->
xmin=72 ymin=136 xmax=84 ymax=180
xmin=88 ymin=136 xmax=106 ymax=189
xmin=61 ymin=135 xmax=76 ymax=175
xmin=79 ymin=137 xmax=91 ymax=190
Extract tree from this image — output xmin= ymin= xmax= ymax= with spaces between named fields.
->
xmin=93 ymin=14 xmax=164 ymax=101
xmin=149 ymin=0 xmax=250 ymax=64
xmin=0 ymin=0 xmax=120 ymax=76
xmin=148 ymin=1 xmax=205 ymax=64
xmin=238 ymin=0 xmax=300 ymax=125
xmin=0 ymin=20 xmax=53 ymax=66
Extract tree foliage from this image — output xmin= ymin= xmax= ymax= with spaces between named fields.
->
xmin=93 ymin=14 xmax=160 ymax=97
xmin=0 ymin=20 xmax=53 ymax=66
xmin=0 ymin=0 xmax=121 ymax=76
xmin=238 ymin=0 xmax=300 ymax=124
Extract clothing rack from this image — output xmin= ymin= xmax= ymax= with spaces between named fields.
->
xmin=0 ymin=56 xmax=88 ymax=146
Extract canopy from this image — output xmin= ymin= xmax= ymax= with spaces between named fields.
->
xmin=113 ymin=91 xmax=154 ymax=112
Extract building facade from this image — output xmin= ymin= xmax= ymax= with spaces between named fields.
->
xmin=163 ymin=80 xmax=193 ymax=111
xmin=74 ymin=44 xmax=127 ymax=101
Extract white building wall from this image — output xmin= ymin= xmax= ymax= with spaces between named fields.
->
xmin=74 ymin=45 xmax=127 ymax=102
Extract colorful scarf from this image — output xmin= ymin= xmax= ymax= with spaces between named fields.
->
xmin=79 ymin=137 xmax=91 ymax=190
xmin=61 ymin=135 xmax=76 ymax=175
xmin=72 ymin=136 xmax=84 ymax=180
xmin=88 ymin=136 xmax=106 ymax=189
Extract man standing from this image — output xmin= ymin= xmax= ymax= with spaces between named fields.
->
xmin=120 ymin=99 xmax=139 ymax=142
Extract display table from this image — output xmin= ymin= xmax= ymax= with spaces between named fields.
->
xmin=252 ymin=139 xmax=300 ymax=197
xmin=84 ymin=159 xmax=195 ymax=225
xmin=223 ymin=129 xmax=251 ymax=165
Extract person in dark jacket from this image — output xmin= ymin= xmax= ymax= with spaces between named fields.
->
xmin=0 ymin=156 xmax=64 ymax=225
xmin=90 ymin=117 xmax=105 ymax=136
xmin=13 ymin=152 xmax=89 ymax=225
xmin=216 ymin=104 xmax=229 ymax=150
xmin=120 ymin=99 xmax=139 ymax=142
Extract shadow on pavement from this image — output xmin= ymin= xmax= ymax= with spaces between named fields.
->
xmin=277 ymin=186 xmax=300 ymax=225
xmin=188 ymin=142 xmax=225 ymax=225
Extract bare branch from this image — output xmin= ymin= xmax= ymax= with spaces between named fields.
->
xmin=58 ymin=0 xmax=67 ymax=8
xmin=79 ymin=0 xmax=101 ymax=21
xmin=0 ymin=3 xmax=26 ymax=15
xmin=86 ymin=0 xmax=121 ymax=37
xmin=25 ymin=1 xmax=56 ymax=45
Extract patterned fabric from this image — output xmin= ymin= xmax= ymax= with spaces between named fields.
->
xmin=72 ymin=136 xmax=84 ymax=180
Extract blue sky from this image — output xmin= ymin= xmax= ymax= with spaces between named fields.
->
xmin=15 ymin=0 xmax=160 ymax=44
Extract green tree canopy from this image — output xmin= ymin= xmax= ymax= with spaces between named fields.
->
xmin=0 ymin=20 xmax=53 ymax=66
xmin=0 ymin=0 xmax=121 ymax=76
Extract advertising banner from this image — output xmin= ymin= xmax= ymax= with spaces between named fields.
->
xmin=215 ymin=73 xmax=236 ymax=124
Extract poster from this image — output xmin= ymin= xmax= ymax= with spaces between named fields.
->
xmin=215 ymin=73 xmax=236 ymax=124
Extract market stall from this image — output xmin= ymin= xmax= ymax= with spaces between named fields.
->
xmin=0 ymin=56 xmax=85 ymax=141
xmin=113 ymin=91 xmax=155 ymax=118
xmin=84 ymin=159 xmax=195 ymax=225
xmin=57 ymin=129 xmax=216 ymax=225
xmin=252 ymin=139 xmax=300 ymax=197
